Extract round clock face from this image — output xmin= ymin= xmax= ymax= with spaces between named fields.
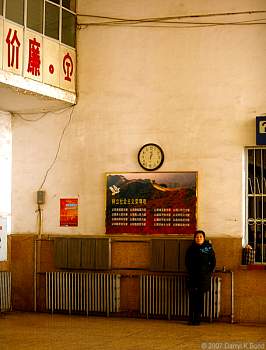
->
xmin=138 ymin=143 xmax=164 ymax=171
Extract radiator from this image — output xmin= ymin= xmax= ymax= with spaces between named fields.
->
xmin=0 ymin=271 xmax=12 ymax=312
xmin=140 ymin=274 xmax=221 ymax=321
xmin=46 ymin=272 xmax=120 ymax=316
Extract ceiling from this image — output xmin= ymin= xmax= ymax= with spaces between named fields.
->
xmin=0 ymin=82 xmax=75 ymax=114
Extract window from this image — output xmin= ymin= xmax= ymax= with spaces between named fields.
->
xmin=2 ymin=0 xmax=76 ymax=47
xmin=62 ymin=0 xmax=76 ymax=12
xmin=27 ymin=0 xmax=43 ymax=33
xmin=45 ymin=1 xmax=60 ymax=40
xmin=6 ymin=0 xmax=24 ymax=25
xmin=0 ymin=0 xmax=3 ymax=16
xmin=62 ymin=8 xmax=76 ymax=47
xmin=246 ymin=147 xmax=266 ymax=263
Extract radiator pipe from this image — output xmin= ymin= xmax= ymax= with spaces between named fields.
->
xmin=216 ymin=268 xmax=235 ymax=324
xmin=34 ymin=238 xmax=37 ymax=312
xmin=231 ymin=270 xmax=235 ymax=324
xmin=34 ymin=201 xmax=43 ymax=312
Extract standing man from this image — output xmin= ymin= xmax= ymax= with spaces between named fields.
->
xmin=185 ymin=230 xmax=216 ymax=325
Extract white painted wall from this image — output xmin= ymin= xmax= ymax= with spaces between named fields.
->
xmin=0 ymin=111 xmax=11 ymax=234
xmin=10 ymin=0 xmax=266 ymax=237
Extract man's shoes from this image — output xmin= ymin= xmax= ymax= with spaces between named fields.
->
xmin=188 ymin=321 xmax=200 ymax=326
xmin=192 ymin=320 xmax=201 ymax=326
xmin=188 ymin=312 xmax=201 ymax=325
xmin=188 ymin=315 xmax=201 ymax=326
xmin=188 ymin=314 xmax=194 ymax=325
xmin=188 ymin=318 xmax=200 ymax=325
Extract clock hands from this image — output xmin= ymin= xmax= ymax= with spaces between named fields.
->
xmin=138 ymin=143 xmax=164 ymax=171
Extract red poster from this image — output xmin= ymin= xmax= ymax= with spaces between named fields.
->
xmin=106 ymin=172 xmax=197 ymax=235
xmin=60 ymin=198 xmax=78 ymax=227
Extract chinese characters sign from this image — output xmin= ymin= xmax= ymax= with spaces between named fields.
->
xmin=3 ymin=22 xmax=23 ymax=75
xmin=106 ymin=172 xmax=197 ymax=235
xmin=60 ymin=198 xmax=78 ymax=227
xmin=0 ymin=19 xmax=76 ymax=93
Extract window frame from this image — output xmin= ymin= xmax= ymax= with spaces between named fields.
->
xmin=44 ymin=0 xmax=60 ymax=41
xmin=1 ymin=0 xmax=76 ymax=48
xmin=5 ymin=0 xmax=24 ymax=25
xmin=0 ymin=0 xmax=3 ymax=16
xmin=26 ymin=0 xmax=44 ymax=34
xmin=245 ymin=146 xmax=266 ymax=264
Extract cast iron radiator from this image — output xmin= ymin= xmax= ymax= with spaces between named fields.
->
xmin=140 ymin=274 xmax=221 ymax=321
xmin=0 ymin=271 xmax=12 ymax=312
xmin=46 ymin=272 xmax=120 ymax=316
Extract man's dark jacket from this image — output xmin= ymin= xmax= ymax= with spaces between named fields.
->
xmin=185 ymin=240 xmax=216 ymax=292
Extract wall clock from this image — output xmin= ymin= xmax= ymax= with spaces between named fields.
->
xmin=138 ymin=143 xmax=164 ymax=171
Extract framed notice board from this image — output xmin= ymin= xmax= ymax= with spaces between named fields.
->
xmin=105 ymin=172 xmax=197 ymax=235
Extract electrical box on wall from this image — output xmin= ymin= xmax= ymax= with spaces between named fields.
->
xmin=0 ymin=216 xmax=7 ymax=261
xmin=37 ymin=190 xmax=45 ymax=205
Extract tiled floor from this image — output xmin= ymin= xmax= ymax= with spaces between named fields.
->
xmin=0 ymin=312 xmax=265 ymax=350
